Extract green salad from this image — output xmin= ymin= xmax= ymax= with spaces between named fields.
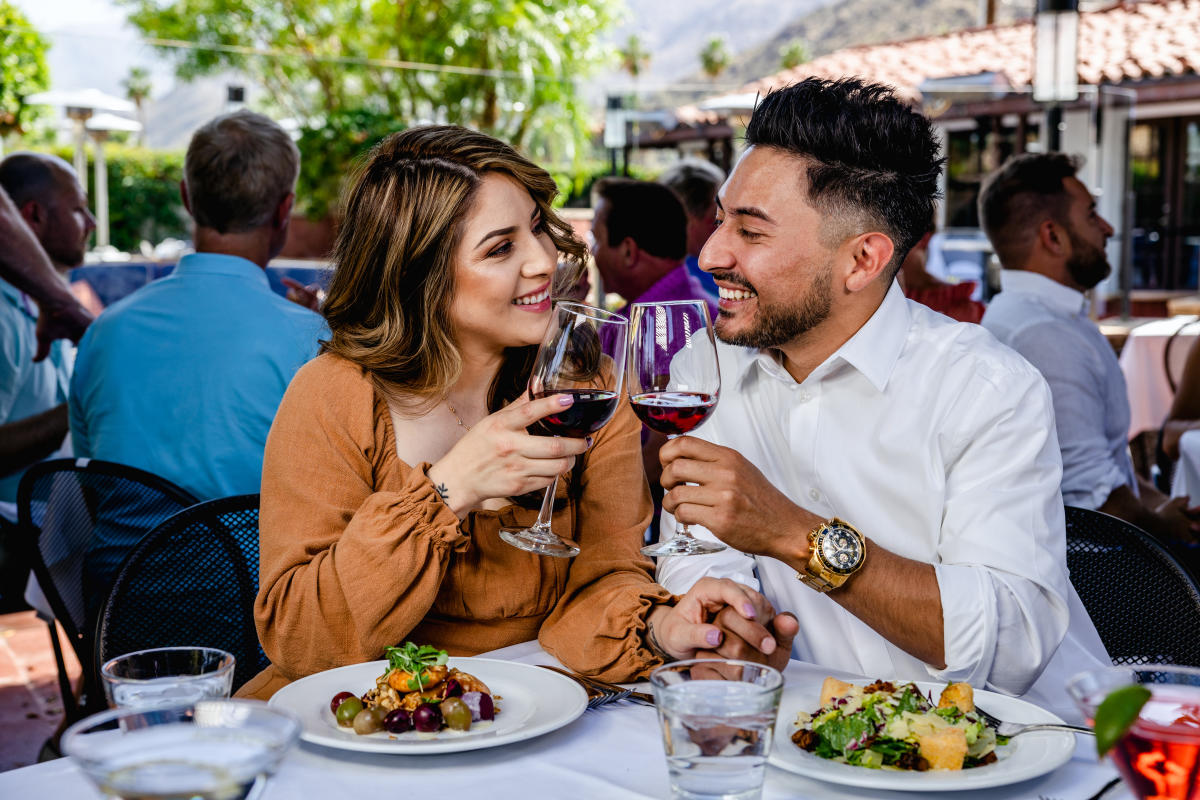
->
xmin=791 ymin=678 xmax=1008 ymax=771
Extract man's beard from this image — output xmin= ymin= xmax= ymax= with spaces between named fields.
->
xmin=1065 ymin=228 xmax=1111 ymax=290
xmin=714 ymin=263 xmax=834 ymax=349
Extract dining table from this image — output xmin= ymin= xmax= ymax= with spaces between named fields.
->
xmin=0 ymin=639 xmax=1125 ymax=800
xmin=1119 ymin=315 xmax=1200 ymax=438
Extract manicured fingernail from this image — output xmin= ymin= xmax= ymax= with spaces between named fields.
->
xmin=558 ymin=394 xmax=574 ymax=406
xmin=586 ymin=436 xmax=594 ymax=447
xmin=706 ymin=629 xmax=722 ymax=646
xmin=743 ymin=603 xmax=756 ymax=618
xmin=761 ymin=637 xmax=776 ymax=655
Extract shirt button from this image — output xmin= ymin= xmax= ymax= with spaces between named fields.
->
xmin=809 ymin=488 xmax=821 ymax=501
xmin=798 ymin=391 xmax=811 ymax=402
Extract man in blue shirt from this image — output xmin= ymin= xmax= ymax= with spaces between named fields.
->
xmin=0 ymin=153 xmax=95 ymax=519
xmin=70 ymin=110 xmax=326 ymax=502
xmin=659 ymin=159 xmax=724 ymax=305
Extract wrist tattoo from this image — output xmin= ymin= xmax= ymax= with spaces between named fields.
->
xmin=646 ymin=620 xmax=675 ymax=663
xmin=435 ymin=482 xmax=450 ymax=502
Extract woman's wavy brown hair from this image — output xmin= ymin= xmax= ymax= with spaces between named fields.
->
xmin=321 ymin=125 xmax=588 ymax=412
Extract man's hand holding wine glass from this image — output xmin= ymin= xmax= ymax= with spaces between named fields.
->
xmin=426 ymin=393 xmax=591 ymax=519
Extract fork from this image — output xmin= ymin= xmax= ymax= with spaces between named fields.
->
xmin=975 ymin=703 xmax=1094 ymax=737
xmin=538 ymin=665 xmax=628 ymax=708
xmin=538 ymin=665 xmax=655 ymax=707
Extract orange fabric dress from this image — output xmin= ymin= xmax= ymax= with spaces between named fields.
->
xmin=239 ymin=353 xmax=671 ymax=700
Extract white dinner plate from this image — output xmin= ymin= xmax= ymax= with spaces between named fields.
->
xmin=768 ymin=680 xmax=1077 ymax=791
xmin=269 ymin=657 xmax=587 ymax=754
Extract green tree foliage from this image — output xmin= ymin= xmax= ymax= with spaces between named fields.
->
xmin=0 ymin=1 xmax=50 ymax=137
xmin=778 ymin=39 xmax=809 ymax=71
xmin=294 ymin=108 xmax=405 ymax=219
xmin=120 ymin=0 xmax=617 ymax=164
xmin=52 ymin=145 xmax=189 ymax=253
xmin=699 ymin=35 xmax=730 ymax=80
xmin=618 ymin=34 xmax=650 ymax=80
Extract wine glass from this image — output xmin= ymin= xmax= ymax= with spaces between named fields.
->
xmin=499 ymin=301 xmax=628 ymax=558
xmin=628 ymin=300 xmax=725 ymax=557
xmin=61 ymin=699 xmax=300 ymax=800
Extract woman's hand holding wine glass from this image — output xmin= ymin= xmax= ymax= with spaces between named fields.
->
xmin=426 ymin=393 xmax=592 ymax=519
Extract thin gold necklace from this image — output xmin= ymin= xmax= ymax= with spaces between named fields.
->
xmin=445 ymin=398 xmax=472 ymax=432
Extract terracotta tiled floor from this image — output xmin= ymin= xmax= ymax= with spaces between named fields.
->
xmin=0 ymin=611 xmax=78 ymax=773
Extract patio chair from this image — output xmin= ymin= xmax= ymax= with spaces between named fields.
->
xmin=1065 ymin=505 xmax=1200 ymax=667
xmin=96 ymin=494 xmax=267 ymax=693
xmin=15 ymin=458 xmax=198 ymax=723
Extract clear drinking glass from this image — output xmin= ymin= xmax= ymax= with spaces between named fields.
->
xmin=1068 ymin=664 xmax=1200 ymax=800
xmin=499 ymin=301 xmax=628 ymax=558
xmin=628 ymin=300 xmax=725 ymax=556
xmin=651 ymin=658 xmax=783 ymax=800
xmin=102 ymin=647 xmax=235 ymax=709
xmin=62 ymin=699 xmax=300 ymax=800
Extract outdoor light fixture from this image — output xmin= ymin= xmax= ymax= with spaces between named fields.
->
xmin=1033 ymin=0 xmax=1080 ymax=103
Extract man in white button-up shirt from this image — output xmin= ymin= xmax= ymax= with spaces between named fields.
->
xmin=980 ymin=153 xmax=1198 ymax=544
xmin=655 ymin=78 xmax=1109 ymax=722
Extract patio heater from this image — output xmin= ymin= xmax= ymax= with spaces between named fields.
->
xmin=25 ymin=89 xmax=136 ymax=195
xmin=1033 ymin=0 xmax=1080 ymax=152
xmin=86 ymin=113 xmax=143 ymax=250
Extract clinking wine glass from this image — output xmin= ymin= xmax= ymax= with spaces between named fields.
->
xmin=628 ymin=300 xmax=726 ymax=557
xmin=499 ymin=301 xmax=628 ymax=558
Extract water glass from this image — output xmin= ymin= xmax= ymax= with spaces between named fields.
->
xmin=651 ymin=658 xmax=784 ymax=800
xmin=102 ymin=646 xmax=235 ymax=708
xmin=1068 ymin=664 xmax=1200 ymax=800
xmin=62 ymin=699 xmax=300 ymax=800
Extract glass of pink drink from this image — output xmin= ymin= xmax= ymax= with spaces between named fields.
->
xmin=1069 ymin=665 xmax=1200 ymax=800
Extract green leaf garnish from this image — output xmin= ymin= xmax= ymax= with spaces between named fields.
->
xmin=1094 ymin=684 xmax=1152 ymax=757
xmin=385 ymin=642 xmax=448 ymax=691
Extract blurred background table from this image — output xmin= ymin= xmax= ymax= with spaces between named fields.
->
xmin=1118 ymin=315 xmax=1200 ymax=438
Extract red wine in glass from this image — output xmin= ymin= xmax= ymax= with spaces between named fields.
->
xmin=630 ymin=391 xmax=717 ymax=436
xmin=530 ymin=389 xmax=620 ymax=438
xmin=627 ymin=300 xmax=725 ymax=557
xmin=1108 ymin=687 xmax=1200 ymax=800
xmin=500 ymin=301 xmax=628 ymax=558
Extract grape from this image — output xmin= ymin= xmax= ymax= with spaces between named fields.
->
xmin=329 ymin=691 xmax=356 ymax=715
xmin=462 ymin=691 xmax=494 ymax=721
xmin=442 ymin=677 xmax=464 ymax=698
xmin=412 ymin=703 xmax=443 ymax=733
xmin=353 ymin=706 xmax=386 ymax=735
xmin=383 ymin=708 xmax=412 ymax=734
xmin=441 ymin=697 xmax=472 ymax=731
xmin=335 ymin=697 xmax=364 ymax=726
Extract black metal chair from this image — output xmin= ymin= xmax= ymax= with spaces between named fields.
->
xmin=15 ymin=458 xmax=198 ymax=722
xmin=1065 ymin=505 xmax=1200 ymax=666
xmin=96 ymin=494 xmax=267 ymax=693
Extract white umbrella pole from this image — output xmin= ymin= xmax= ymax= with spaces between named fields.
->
xmin=93 ymin=132 xmax=109 ymax=248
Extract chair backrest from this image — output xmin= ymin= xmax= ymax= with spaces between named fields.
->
xmin=97 ymin=494 xmax=267 ymax=692
xmin=1065 ymin=505 xmax=1200 ymax=666
xmin=16 ymin=458 xmax=197 ymax=715
xmin=1163 ymin=318 xmax=1199 ymax=394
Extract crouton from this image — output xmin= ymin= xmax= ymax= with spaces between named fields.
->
xmin=820 ymin=677 xmax=855 ymax=707
xmin=917 ymin=726 xmax=968 ymax=770
xmin=938 ymin=682 xmax=975 ymax=713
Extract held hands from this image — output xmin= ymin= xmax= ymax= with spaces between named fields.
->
xmin=34 ymin=300 xmax=93 ymax=361
xmin=426 ymin=393 xmax=590 ymax=517
xmin=659 ymin=436 xmax=821 ymax=560
xmin=649 ymin=578 xmax=798 ymax=673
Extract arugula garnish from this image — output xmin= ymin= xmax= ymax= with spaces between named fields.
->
xmin=385 ymin=642 xmax=448 ymax=691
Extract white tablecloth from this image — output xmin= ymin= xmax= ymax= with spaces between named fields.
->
xmin=1120 ymin=315 xmax=1200 ymax=437
xmin=1171 ymin=429 xmax=1200 ymax=501
xmin=0 ymin=640 xmax=1125 ymax=799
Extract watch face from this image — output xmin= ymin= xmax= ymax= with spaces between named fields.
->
xmin=817 ymin=525 xmax=863 ymax=575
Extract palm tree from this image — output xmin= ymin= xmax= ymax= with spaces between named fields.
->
xmin=699 ymin=36 xmax=730 ymax=81
xmin=779 ymin=39 xmax=809 ymax=71
xmin=122 ymin=66 xmax=151 ymax=146
xmin=618 ymin=34 xmax=651 ymax=80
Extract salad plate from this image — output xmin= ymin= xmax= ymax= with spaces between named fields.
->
xmin=269 ymin=657 xmax=587 ymax=754
xmin=768 ymin=680 xmax=1077 ymax=791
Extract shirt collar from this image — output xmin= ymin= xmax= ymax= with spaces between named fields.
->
xmin=173 ymin=252 xmax=270 ymax=287
xmin=998 ymin=269 xmax=1088 ymax=316
xmin=736 ymin=280 xmax=911 ymax=394
xmin=1 ymin=278 xmax=37 ymax=321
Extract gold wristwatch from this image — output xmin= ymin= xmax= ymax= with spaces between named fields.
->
xmin=797 ymin=517 xmax=866 ymax=593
